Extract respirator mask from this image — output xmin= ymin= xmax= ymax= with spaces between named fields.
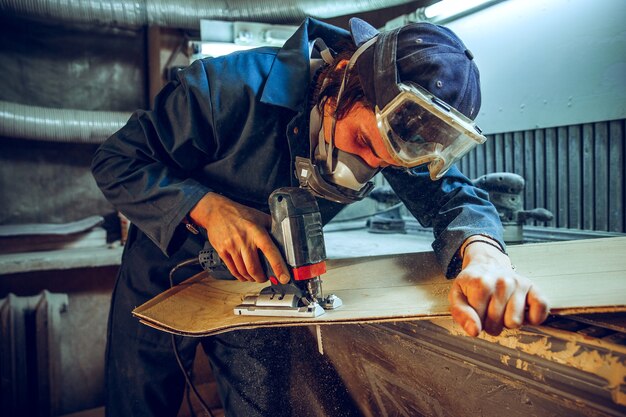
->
xmin=295 ymin=38 xmax=379 ymax=205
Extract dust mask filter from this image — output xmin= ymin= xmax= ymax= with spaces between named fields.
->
xmin=295 ymin=104 xmax=378 ymax=204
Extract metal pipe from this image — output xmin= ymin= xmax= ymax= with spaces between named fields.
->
xmin=0 ymin=0 xmax=414 ymax=143
xmin=0 ymin=101 xmax=130 ymax=144
xmin=0 ymin=0 xmax=415 ymax=29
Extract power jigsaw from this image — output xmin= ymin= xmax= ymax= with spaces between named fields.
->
xmin=198 ymin=187 xmax=342 ymax=318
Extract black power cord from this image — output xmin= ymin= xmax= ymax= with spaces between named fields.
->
xmin=169 ymin=258 xmax=215 ymax=417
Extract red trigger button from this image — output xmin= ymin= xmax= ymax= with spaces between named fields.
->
xmin=269 ymin=276 xmax=278 ymax=285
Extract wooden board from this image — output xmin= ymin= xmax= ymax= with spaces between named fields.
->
xmin=132 ymin=237 xmax=626 ymax=336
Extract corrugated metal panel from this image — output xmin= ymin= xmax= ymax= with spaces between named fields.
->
xmin=460 ymin=119 xmax=626 ymax=233
xmin=609 ymin=120 xmax=625 ymax=232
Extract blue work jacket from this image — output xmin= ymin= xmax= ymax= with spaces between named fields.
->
xmin=92 ymin=18 xmax=504 ymax=279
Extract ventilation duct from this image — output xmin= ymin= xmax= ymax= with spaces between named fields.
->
xmin=0 ymin=101 xmax=130 ymax=144
xmin=0 ymin=0 xmax=417 ymax=29
xmin=0 ymin=0 xmax=416 ymax=143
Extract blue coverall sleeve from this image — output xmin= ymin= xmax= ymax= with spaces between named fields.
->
xmin=382 ymin=165 xmax=505 ymax=278
xmin=91 ymin=60 xmax=215 ymax=255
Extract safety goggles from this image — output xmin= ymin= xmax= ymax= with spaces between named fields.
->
xmin=376 ymin=82 xmax=486 ymax=179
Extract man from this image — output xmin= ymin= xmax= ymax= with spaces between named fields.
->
xmin=92 ymin=17 xmax=548 ymax=416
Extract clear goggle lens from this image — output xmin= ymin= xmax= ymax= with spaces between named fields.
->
xmin=376 ymin=83 xmax=486 ymax=179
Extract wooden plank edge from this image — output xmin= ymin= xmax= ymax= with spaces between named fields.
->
xmin=137 ymin=304 xmax=626 ymax=337
xmin=138 ymin=314 xmax=452 ymax=337
xmin=551 ymin=306 xmax=626 ymax=316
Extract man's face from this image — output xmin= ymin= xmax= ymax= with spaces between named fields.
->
xmin=322 ymin=101 xmax=397 ymax=169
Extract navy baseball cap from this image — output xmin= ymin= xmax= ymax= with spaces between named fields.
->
xmin=349 ymin=17 xmax=481 ymax=120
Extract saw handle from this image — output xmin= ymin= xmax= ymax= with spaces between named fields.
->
xmin=198 ymin=242 xmax=237 ymax=280
xmin=199 ymin=240 xmax=307 ymax=297
xmin=196 ymin=187 xmax=325 ymax=300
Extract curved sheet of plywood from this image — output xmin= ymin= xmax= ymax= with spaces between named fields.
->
xmin=133 ymin=237 xmax=626 ymax=336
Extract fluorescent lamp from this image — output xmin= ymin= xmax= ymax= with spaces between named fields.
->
xmin=423 ymin=0 xmax=501 ymax=23
xmin=198 ymin=42 xmax=255 ymax=58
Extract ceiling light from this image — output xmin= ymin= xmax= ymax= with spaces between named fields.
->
xmin=421 ymin=0 xmax=504 ymax=23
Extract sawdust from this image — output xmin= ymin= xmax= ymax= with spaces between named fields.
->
xmin=431 ymin=318 xmax=626 ymax=406
xmin=515 ymin=358 xmax=529 ymax=372
xmin=500 ymin=354 xmax=512 ymax=366
xmin=429 ymin=285 xmax=449 ymax=298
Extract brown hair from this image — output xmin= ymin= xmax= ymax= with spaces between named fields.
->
xmin=312 ymin=40 xmax=373 ymax=120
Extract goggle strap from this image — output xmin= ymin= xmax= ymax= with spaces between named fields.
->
xmin=310 ymin=38 xmax=335 ymax=65
xmin=348 ymin=36 xmax=378 ymax=71
xmin=327 ymin=114 xmax=337 ymax=173
xmin=318 ymin=116 xmax=328 ymax=161
xmin=373 ymin=27 xmax=402 ymax=109
xmin=309 ymin=104 xmax=334 ymax=175
xmin=329 ymin=36 xmax=378 ymax=174
xmin=335 ymin=37 xmax=377 ymax=106
xmin=308 ymin=105 xmax=322 ymax=159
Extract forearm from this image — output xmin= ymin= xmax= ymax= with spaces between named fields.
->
xmin=384 ymin=165 xmax=505 ymax=277
xmin=92 ymin=68 xmax=219 ymax=253
xmin=92 ymin=114 xmax=212 ymax=254
xmin=189 ymin=192 xmax=232 ymax=230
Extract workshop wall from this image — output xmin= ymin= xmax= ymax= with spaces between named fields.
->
xmin=0 ymin=14 xmax=146 ymax=416
xmin=460 ymin=120 xmax=626 ymax=233
xmin=448 ymin=0 xmax=626 ymax=233
xmin=448 ymin=0 xmax=626 ymax=134
xmin=0 ymin=15 xmax=146 ymax=226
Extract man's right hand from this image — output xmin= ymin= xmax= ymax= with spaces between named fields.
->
xmin=189 ymin=192 xmax=290 ymax=284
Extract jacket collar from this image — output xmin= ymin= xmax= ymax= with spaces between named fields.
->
xmin=260 ymin=17 xmax=350 ymax=111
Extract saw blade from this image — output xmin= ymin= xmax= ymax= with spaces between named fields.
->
xmin=233 ymin=294 xmax=325 ymax=318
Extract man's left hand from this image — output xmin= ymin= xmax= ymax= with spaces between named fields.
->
xmin=448 ymin=237 xmax=550 ymax=337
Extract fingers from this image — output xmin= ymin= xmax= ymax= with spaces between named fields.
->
xmin=219 ymin=252 xmax=246 ymax=282
xmin=449 ymin=283 xmax=483 ymax=337
xmin=212 ymin=238 xmax=265 ymax=282
xmin=484 ymin=279 xmax=513 ymax=335
xmin=242 ymin=248 xmax=268 ymax=283
xmin=526 ymin=285 xmax=550 ymax=325
xmin=256 ymin=234 xmax=290 ymax=284
xmin=213 ymin=229 xmax=290 ymax=284
xmin=464 ymin=280 xmax=489 ymax=328
xmin=451 ymin=270 xmax=550 ymax=337
xmin=503 ymin=281 xmax=527 ymax=329
xmin=198 ymin=193 xmax=281 ymax=282
xmin=218 ymin=243 xmax=270 ymax=283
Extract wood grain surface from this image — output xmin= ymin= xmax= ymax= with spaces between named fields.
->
xmin=133 ymin=237 xmax=626 ymax=336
